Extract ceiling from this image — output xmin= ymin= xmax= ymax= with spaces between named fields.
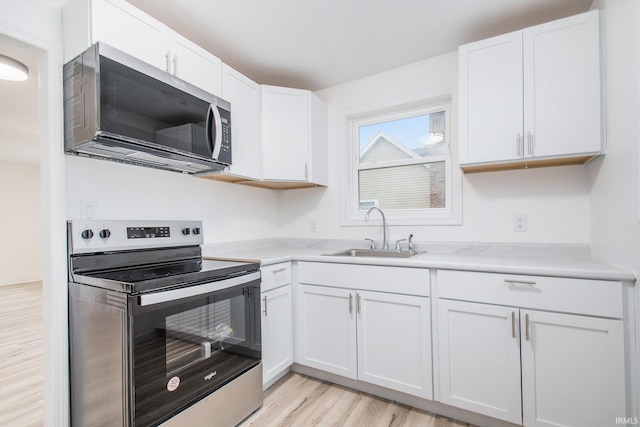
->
xmin=128 ymin=0 xmax=594 ymax=91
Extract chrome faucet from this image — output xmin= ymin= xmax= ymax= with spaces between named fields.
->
xmin=364 ymin=207 xmax=388 ymax=250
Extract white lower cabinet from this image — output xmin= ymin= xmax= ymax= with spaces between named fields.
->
xmin=437 ymin=300 xmax=522 ymax=423
xmin=357 ymin=290 xmax=431 ymax=398
xmin=437 ymin=270 xmax=627 ymax=427
xmin=260 ymin=263 xmax=293 ymax=388
xmin=296 ymin=262 xmax=432 ymax=400
xmin=520 ymin=309 xmax=625 ymax=427
xmin=297 ymin=284 xmax=357 ymax=378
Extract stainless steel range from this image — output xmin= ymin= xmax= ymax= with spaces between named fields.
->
xmin=67 ymin=220 xmax=262 ymax=427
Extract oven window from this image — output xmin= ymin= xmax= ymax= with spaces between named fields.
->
xmin=165 ymin=297 xmax=245 ymax=376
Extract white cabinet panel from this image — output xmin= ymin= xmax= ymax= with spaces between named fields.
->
xmin=459 ymin=31 xmax=523 ymax=164
xmin=296 ymin=284 xmax=357 ymax=379
xmin=221 ymin=64 xmax=262 ymax=180
xmin=261 ymin=86 xmax=328 ymax=185
xmin=521 ymin=310 xmax=626 ymax=427
xmin=357 ymin=290 xmax=432 ymax=399
xmin=91 ymin=0 xmax=169 ymax=70
xmin=262 ymin=86 xmax=310 ymax=181
xmin=169 ymin=32 xmax=222 ymax=96
xmin=437 ymin=299 xmax=522 ymax=424
xmin=261 ymin=284 xmax=293 ymax=387
xmin=523 ymin=10 xmax=602 ymax=158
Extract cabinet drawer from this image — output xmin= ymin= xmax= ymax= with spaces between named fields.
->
xmin=298 ymin=262 xmax=429 ymax=296
xmin=437 ymin=270 xmax=623 ymax=318
xmin=261 ymin=262 xmax=292 ymax=292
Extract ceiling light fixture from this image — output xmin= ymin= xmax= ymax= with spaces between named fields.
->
xmin=0 ymin=54 xmax=29 ymax=81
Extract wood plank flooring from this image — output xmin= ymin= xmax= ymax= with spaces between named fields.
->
xmin=239 ymin=373 xmax=476 ymax=427
xmin=0 ymin=282 xmax=43 ymax=427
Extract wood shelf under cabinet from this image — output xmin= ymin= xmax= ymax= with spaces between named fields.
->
xmin=198 ymin=173 xmax=326 ymax=190
xmin=460 ymin=154 xmax=597 ymax=173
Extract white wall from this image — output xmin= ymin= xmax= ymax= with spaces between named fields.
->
xmin=66 ymin=156 xmax=280 ymax=242
xmin=0 ymin=161 xmax=42 ymax=285
xmin=278 ymin=52 xmax=592 ymax=245
xmin=587 ymin=0 xmax=640 ymax=412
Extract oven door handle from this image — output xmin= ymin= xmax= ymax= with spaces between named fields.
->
xmin=139 ymin=271 xmax=260 ymax=306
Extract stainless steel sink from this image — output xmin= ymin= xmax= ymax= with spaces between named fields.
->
xmin=323 ymin=248 xmax=424 ymax=259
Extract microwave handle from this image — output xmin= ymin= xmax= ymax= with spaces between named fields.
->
xmin=206 ymin=104 xmax=223 ymax=160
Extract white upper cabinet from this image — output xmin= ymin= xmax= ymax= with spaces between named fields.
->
xmin=459 ymin=31 xmax=524 ymax=165
xmin=458 ymin=10 xmax=603 ymax=171
xmin=221 ymin=64 xmax=262 ymax=180
xmin=168 ymin=32 xmax=222 ymax=96
xmin=261 ymin=85 xmax=328 ymax=187
xmin=63 ymin=0 xmax=222 ymax=95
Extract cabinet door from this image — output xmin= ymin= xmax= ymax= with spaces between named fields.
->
xmin=222 ymin=64 xmax=262 ymax=179
xmin=296 ymin=285 xmax=357 ymax=379
xmin=170 ymin=32 xmax=222 ymax=96
xmin=523 ymin=11 xmax=602 ymax=159
xmin=91 ymin=0 xmax=169 ymax=70
xmin=521 ymin=310 xmax=625 ymax=427
xmin=357 ymin=291 xmax=432 ymax=399
xmin=261 ymin=86 xmax=309 ymax=181
xmin=458 ymin=31 xmax=523 ymax=165
xmin=437 ymin=300 xmax=522 ymax=424
xmin=261 ymin=285 xmax=293 ymax=386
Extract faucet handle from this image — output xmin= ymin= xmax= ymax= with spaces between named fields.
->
xmin=395 ymin=238 xmax=407 ymax=252
xmin=408 ymin=234 xmax=414 ymax=252
xmin=364 ymin=238 xmax=375 ymax=249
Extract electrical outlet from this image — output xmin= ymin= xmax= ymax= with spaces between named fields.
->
xmin=81 ymin=201 xmax=97 ymax=219
xmin=513 ymin=214 xmax=527 ymax=232
xmin=310 ymin=220 xmax=317 ymax=233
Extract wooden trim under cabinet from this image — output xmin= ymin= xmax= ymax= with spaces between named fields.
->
xmin=198 ymin=174 xmax=326 ymax=190
xmin=460 ymin=154 xmax=597 ymax=173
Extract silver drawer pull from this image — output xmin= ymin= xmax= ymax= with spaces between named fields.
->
xmin=505 ymin=279 xmax=537 ymax=286
xmin=525 ymin=313 xmax=530 ymax=341
xmin=511 ymin=311 xmax=516 ymax=339
xmin=272 ymin=267 xmax=287 ymax=274
xmin=263 ymin=296 xmax=268 ymax=316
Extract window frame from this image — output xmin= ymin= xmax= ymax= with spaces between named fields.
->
xmin=342 ymin=99 xmax=462 ymax=226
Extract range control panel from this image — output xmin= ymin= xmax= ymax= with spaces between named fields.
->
xmin=69 ymin=220 xmax=204 ymax=254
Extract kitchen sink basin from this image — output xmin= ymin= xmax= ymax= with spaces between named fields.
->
xmin=323 ymin=249 xmax=424 ymax=258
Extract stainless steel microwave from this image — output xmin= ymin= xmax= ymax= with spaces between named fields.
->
xmin=63 ymin=43 xmax=231 ymax=174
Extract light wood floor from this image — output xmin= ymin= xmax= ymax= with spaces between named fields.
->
xmin=0 ymin=282 xmax=44 ymax=427
xmin=240 ymin=373 xmax=477 ymax=427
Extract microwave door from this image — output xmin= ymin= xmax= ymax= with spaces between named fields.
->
xmin=206 ymin=104 xmax=222 ymax=161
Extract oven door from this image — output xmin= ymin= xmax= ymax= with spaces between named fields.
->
xmin=130 ymin=271 xmax=261 ymax=426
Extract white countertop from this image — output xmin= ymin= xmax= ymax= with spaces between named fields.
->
xmin=202 ymin=238 xmax=636 ymax=282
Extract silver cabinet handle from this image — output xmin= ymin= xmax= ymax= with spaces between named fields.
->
xmin=173 ymin=54 xmax=178 ymax=76
xmin=348 ymin=293 xmax=353 ymax=314
xmin=525 ymin=313 xmax=530 ymax=341
xmin=272 ymin=267 xmax=287 ymax=274
xmin=165 ymin=50 xmax=171 ymax=73
xmin=505 ymin=279 xmax=537 ymax=286
xmin=511 ymin=311 xmax=516 ymax=339
xmin=527 ymin=131 xmax=534 ymax=155
xmin=356 ymin=293 xmax=361 ymax=315
xmin=263 ymin=296 xmax=267 ymax=316
xmin=517 ymin=133 xmax=522 ymax=157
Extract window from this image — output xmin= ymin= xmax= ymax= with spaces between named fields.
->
xmin=345 ymin=102 xmax=461 ymax=225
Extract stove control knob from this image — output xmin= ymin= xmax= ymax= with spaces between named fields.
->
xmin=192 ymin=227 xmax=201 ymax=235
xmin=81 ymin=229 xmax=94 ymax=240
xmin=99 ymin=229 xmax=111 ymax=239
xmin=182 ymin=228 xmax=191 ymax=235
